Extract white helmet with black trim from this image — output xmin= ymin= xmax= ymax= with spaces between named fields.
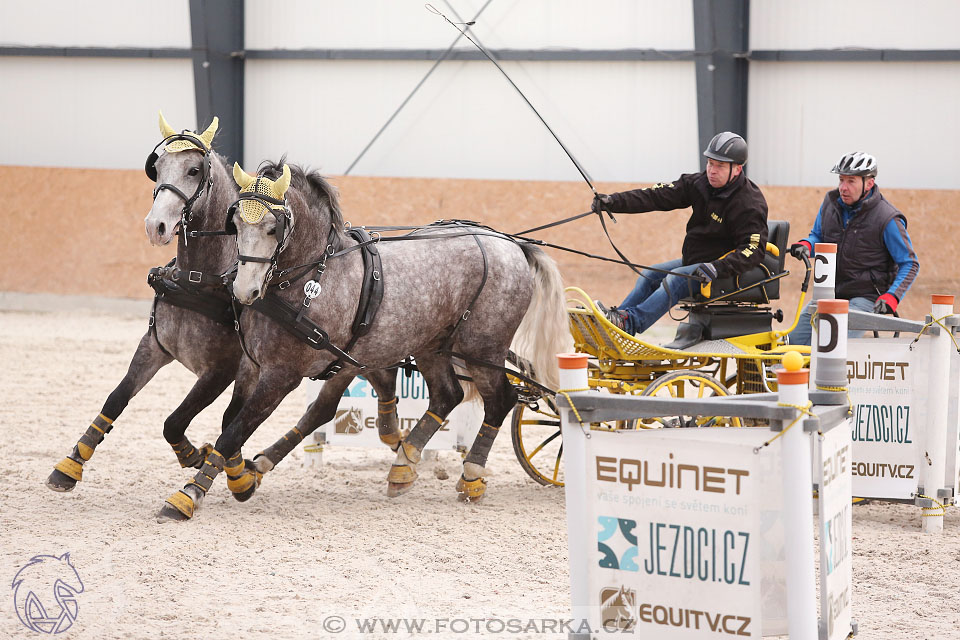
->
xmin=831 ymin=152 xmax=877 ymax=177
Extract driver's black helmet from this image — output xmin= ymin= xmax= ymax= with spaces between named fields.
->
xmin=703 ymin=132 xmax=747 ymax=165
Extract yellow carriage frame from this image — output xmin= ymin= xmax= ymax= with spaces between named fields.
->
xmin=510 ymin=253 xmax=813 ymax=487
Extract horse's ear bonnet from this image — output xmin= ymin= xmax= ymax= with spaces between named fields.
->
xmin=145 ymin=111 xmax=218 ymax=181
xmin=227 ymin=163 xmax=292 ymax=241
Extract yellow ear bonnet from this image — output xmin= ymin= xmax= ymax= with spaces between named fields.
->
xmin=232 ymin=163 xmax=290 ymax=225
xmin=158 ymin=110 xmax=218 ymax=153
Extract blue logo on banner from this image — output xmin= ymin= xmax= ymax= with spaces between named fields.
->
xmin=12 ymin=553 xmax=84 ymax=634
xmin=598 ymin=516 xmax=639 ymax=571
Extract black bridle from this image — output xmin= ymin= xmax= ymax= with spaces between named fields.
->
xmin=225 ymin=184 xmax=295 ymax=286
xmin=144 ymin=133 xmax=214 ymax=244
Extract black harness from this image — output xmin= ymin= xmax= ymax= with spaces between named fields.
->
xmin=232 ymin=227 xmax=385 ymax=380
xmin=146 ymin=260 xmax=235 ymax=356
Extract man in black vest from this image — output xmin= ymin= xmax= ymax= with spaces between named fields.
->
xmin=591 ymin=132 xmax=769 ymax=336
xmin=787 ymin=152 xmax=919 ymax=345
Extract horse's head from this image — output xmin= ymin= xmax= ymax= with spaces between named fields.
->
xmin=144 ymin=111 xmax=218 ymax=246
xmin=230 ymin=162 xmax=294 ymax=304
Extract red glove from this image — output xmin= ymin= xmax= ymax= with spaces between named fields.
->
xmin=874 ymin=293 xmax=898 ymax=314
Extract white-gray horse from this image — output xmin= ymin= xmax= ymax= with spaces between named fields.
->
xmin=157 ymin=161 xmax=570 ymax=521
xmin=46 ymin=113 xmax=243 ymax=491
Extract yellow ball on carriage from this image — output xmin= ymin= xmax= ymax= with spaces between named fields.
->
xmin=782 ymin=349 xmax=804 ymax=371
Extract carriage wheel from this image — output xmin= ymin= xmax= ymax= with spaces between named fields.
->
xmin=511 ymin=397 xmax=565 ymax=487
xmin=639 ymin=370 xmax=742 ymax=428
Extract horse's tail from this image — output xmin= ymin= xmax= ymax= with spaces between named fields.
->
xmin=512 ymin=243 xmax=574 ymax=392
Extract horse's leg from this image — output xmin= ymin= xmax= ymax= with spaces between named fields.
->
xmin=47 ymin=331 xmax=173 ymax=492
xmin=156 ymin=365 xmax=301 ymax=522
xmin=250 ymin=373 xmax=355 ymax=475
xmin=163 ymin=368 xmax=237 ymax=469
xmin=368 ymin=368 xmax=402 ymax=451
xmin=250 ymin=367 xmax=399 ymax=476
xmin=457 ymin=364 xmax=518 ymax=502
xmin=387 ymin=354 xmax=463 ymax=497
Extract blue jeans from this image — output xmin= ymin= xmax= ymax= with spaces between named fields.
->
xmin=618 ymin=258 xmax=702 ymax=335
xmin=787 ymin=296 xmax=874 ymax=346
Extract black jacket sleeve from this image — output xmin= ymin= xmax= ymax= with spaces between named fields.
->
xmin=605 ymin=175 xmax=694 ymax=213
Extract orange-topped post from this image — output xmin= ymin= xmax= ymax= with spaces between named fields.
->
xmin=557 ymin=353 xmax=589 ymax=390
xmin=924 ymin=295 xmax=954 ymax=534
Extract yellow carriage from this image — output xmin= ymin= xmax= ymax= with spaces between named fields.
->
xmin=510 ymin=220 xmax=813 ymax=486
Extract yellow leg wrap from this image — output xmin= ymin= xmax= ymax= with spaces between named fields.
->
xmin=387 ymin=464 xmax=418 ymax=484
xmin=224 ymin=459 xmax=244 ymax=476
xmin=226 ymin=473 xmax=256 ymax=494
xmin=379 ymin=432 xmax=401 ymax=450
xmin=165 ymin=490 xmax=195 ymax=518
xmin=456 ymin=476 xmax=487 ymax=502
xmin=55 ymin=457 xmax=83 ymax=482
xmin=77 ymin=442 xmax=94 ymax=461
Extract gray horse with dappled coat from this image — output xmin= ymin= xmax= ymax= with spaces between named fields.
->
xmin=156 ymin=160 xmax=571 ymax=521
xmin=45 ymin=113 xmax=245 ymax=491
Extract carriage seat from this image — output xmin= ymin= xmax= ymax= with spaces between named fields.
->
xmin=665 ymin=220 xmax=790 ymax=349
xmin=695 ymin=219 xmax=790 ymax=304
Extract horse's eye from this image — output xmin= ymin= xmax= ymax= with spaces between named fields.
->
xmin=187 ymin=167 xmax=200 ymax=176
xmin=266 ymin=228 xmax=276 ymax=236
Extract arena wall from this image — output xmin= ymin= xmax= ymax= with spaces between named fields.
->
xmin=3 ymin=165 xmax=956 ymax=326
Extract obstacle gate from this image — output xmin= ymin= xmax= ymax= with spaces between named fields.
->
xmin=557 ymin=302 xmax=854 ymax=640
xmin=812 ymin=243 xmax=958 ymax=533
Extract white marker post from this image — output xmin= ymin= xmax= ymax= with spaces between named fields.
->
xmin=557 ymin=353 xmax=592 ymax=633
xmin=809 ymin=243 xmax=837 ymax=389
xmin=923 ymin=295 xmax=954 ymax=534
xmin=812 ymin=243 xmax=837 ymax=301
xmin=814 ymin=299 xmax=849 ymax=394
xmin=812 ymin=300 xmax=854 ymax=639
xmin=778 ymin=351 xmax=818 ymax=639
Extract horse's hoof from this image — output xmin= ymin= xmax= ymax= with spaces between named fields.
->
xmin=45 ymin=469 xmax=78 ymax=492
xmin=157 ymin=490 xmax=195 ymax=523
xmin=252 ymin=454 xmax=275 ymax=474
xmin=156 ymin=504 xmax=190 ymax=523
xmin=228 ymin=461 xmax=263 ymax=502
xmin=456 ymin=476 xmax=487 ymax=502
xmin=387 ymin=481 xmax=415 ymax=497
xmin=232 ymin=486 xmax=256 ymax=502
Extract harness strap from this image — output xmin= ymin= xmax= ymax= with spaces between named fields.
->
xmin=442 ymin=227 xmax=489 ymax=350
xmin=439 ymin=348 xmax=556 ymax=397
xmin=311 ymin=228 xmax=385 ymax=380
xmin=148 ymin=293 xmax=174 ymax=358
xmin=147 ymin=261 xmax=235 ymax=328
xmin=248 ymin=295 xmax=363 ymax=368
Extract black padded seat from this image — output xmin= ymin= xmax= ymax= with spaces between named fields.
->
xmin=664 ymin=220 xmax=791 ymax=350
xmin=689 ymin=219 xmax=790 ymax=304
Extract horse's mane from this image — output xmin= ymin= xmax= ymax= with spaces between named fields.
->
xmin=258 ymin=157 xmax=348 ymax=247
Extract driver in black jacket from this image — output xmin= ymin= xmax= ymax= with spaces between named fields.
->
xmin=592 ymin=132 xmax=769 ymax=335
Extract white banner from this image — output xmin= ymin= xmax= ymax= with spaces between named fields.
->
xmin=304 ymin=374 xmax=483 ymax=451
xmin=945 ymin=348 xmax=960 ymax=496
xmin=576 ymin=428 xmax=786 ymax=638
xmin=818 ymin=421 xmax=854 ymax=640
xmin=847 ymin=337 xmax=927 ymax=499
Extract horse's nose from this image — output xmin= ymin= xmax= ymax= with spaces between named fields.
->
xmin=250 ymin=288 xmax=260 ymax=300
xmin=157 ymin=222 xmax=166 ymax=237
